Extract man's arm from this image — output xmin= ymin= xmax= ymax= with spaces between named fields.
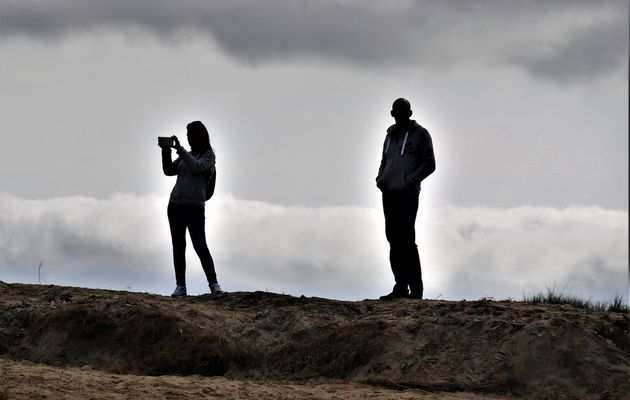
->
xmin=406 ymin=131 xmax=435 ymax=186
xmin=162 ymin=148 xmax=180 ymax=176
xmin=376 ymin=135 xmax=389 ymax=188
xmin=377 ymin=151 xmax=387 ymax=179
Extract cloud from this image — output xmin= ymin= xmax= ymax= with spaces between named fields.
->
xmin=424 ymin=205 xmax=629 ymax=301
xmin=0 ymin=192 xmax=627 ymax=302
xmin=508 ymin=9 xmax=628 ymax=83
xmin=0 ymin=0 xmax=626 ymax=83
xmin=0 ymin=193 xmax=169 ymax=286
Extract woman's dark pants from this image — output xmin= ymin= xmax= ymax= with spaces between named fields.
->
xmin=167 ymin=202 xmax=217 ymax=286
xmin=382 ymin=191 xmax=423 ymax=296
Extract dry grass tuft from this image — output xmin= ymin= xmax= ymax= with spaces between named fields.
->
xmin=523 ymin=286 xmax=629 ymax=313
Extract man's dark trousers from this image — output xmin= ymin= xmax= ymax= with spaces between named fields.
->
xmin=382 ymin=191 xmax=423 ymax=296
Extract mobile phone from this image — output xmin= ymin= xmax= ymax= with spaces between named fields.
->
xmin=158 ymin=136 xmax=174 ymax=147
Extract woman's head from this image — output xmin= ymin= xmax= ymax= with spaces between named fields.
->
xmin=186 ymin=121 xmax=211 ymax=152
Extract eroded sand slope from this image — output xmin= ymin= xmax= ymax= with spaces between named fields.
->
xmin=1 ymin=282 xmax=628 ymax=399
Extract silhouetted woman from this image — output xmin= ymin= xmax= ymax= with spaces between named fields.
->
xmin=159 ymin=121 xmax=221 ymax=297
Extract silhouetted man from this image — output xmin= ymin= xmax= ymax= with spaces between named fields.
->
xmin=376 ymin=98 xmax=435 ymax=300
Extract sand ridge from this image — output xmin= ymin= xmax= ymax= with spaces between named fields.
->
xmin=0 ymin=282 xmax=628 ymax=399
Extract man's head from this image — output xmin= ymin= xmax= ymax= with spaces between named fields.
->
xmin=391 ymin=98 xmax=412 ymax=124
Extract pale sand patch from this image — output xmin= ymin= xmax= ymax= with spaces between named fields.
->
xmin=0 ymin=358 xmax=511 ymax=400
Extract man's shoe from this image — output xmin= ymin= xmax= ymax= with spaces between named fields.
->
xmin=209 ymin=283 xmax=223 ymax=293
xmin=379 ymin=291 xmax=409 ymax=300
xmin=171 ymin=285 xmax=187 ymax=298
xmin=408 ymin=291 xmax=423 ymax=299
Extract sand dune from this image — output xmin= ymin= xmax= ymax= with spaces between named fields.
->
xmin=1 ymin=281 xmax=628 ymax=399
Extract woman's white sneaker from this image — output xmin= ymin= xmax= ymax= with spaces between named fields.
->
xmin=171 ymin=285 xmax=187 ymax=298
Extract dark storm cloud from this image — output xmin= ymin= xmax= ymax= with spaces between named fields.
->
xmin=0 ymin=0 xmax=626 ymax=82
xmin=509 ymin=12 xmax=628 ymax=83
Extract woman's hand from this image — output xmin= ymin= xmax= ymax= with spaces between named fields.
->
xmin=171 ymin=135 xmax=182 ymax=150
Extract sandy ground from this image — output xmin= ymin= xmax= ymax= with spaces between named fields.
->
xmin=0 ymin=358 xmax=510 ymax=400
xmin=1 ymin=282 xmax=628 ymax=399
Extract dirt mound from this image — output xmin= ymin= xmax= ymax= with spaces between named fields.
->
xmin=1 ymin=281 xmax=628 ymax=399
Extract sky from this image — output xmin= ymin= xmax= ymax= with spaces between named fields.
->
xmin=0 ymin=0 xmax=628 ymax=302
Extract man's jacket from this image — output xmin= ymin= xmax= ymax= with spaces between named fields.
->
xmin=376 ymin=120 xmax=435 ymax=194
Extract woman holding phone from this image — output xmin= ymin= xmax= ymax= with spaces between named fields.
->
xmin=158 ymin=121 xmax=221 ymax=297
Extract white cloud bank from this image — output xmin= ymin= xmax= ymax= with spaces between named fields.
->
xmin=0 ymin=193 xmax=627 ymax=302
